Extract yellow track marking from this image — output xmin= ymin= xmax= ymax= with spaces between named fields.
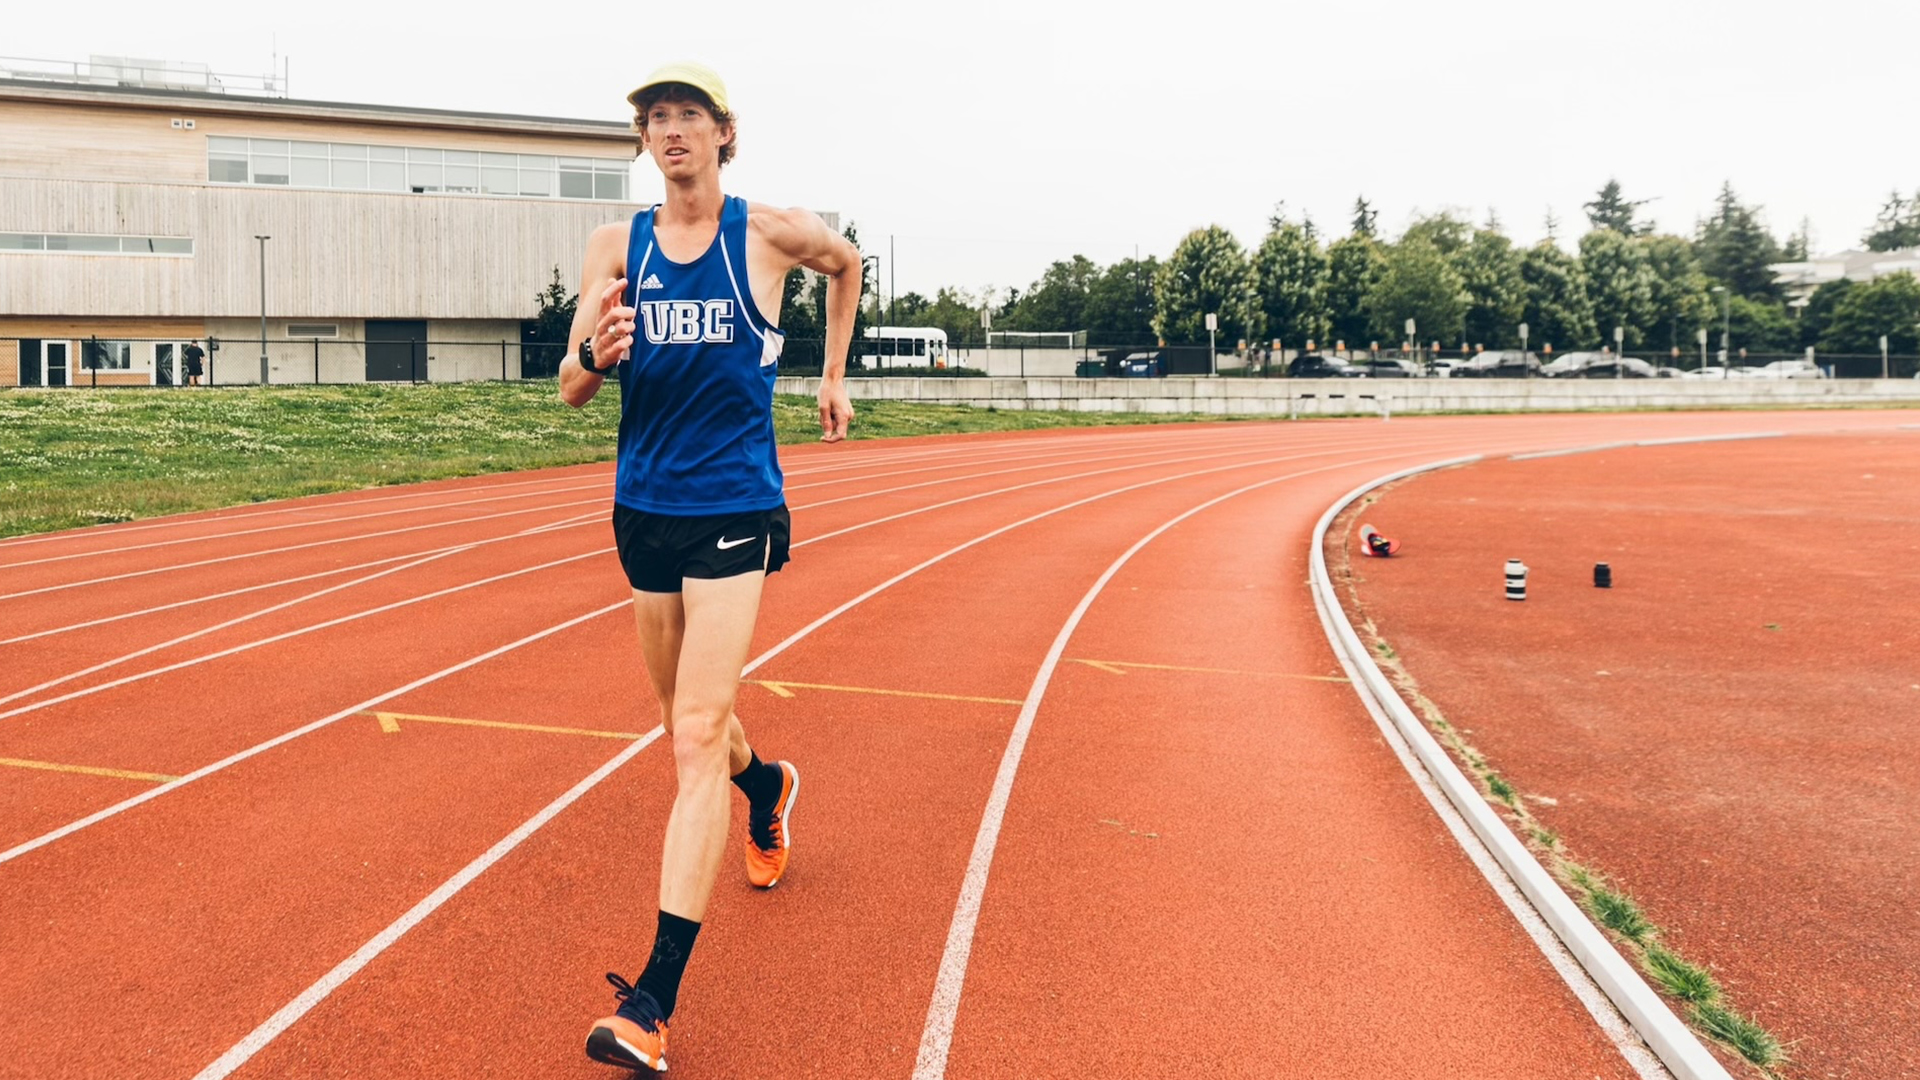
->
xmin=0 ymin=756 xmax=178 ymax=783
xmin=745 ymin=680 xmax=1023 ymax=706
xmin=1068 ymin=659 xmax=1349 ymax=683
xmin=369 ymin=711 xmax=647 ymax=740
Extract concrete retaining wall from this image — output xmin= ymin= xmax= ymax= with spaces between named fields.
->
xmin=776 ymin=376 xmax=1920 ymax=416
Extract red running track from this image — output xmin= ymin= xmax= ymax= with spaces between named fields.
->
xmin=0 ymin=411 xmax=1909 ymax=1080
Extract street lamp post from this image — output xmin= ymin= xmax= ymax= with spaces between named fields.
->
xmin=1206 ymin=312 xmax=1218 ymax=376
xmin=1712 ymin=286 xmax=1730 ymax=378
xmin=1518 ymin=322 xmax=1530 ymax=380
xmin=254 ymin=234 xmax=270 ymax=384
xmin=1613 ymin=326 xmax=1625 ymax=379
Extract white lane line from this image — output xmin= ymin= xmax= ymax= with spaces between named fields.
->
xmin=0 ymin=433 xmax=1351 ymax=867
xmin=0 ymin=549 xmax=607 ymax=723
xmin=0 ymin=481 xmax=611 ymax=570
xmin=0 ymin=470 xmax=609 ymax=551
xmin=0 ymin=434 xmax=1303 ymax=715
xmin=1 ymin=510 xmax=604 ymax=646
xmin=0 ymin=601 xmax=633 ymax=868
xmin=179 ymin=441 xmax=1427 ymax=1080
xmin=911 ymin=456 xmax=1413 ymax=1080
xmin=0 ymin=496 xmax=606 ymax=603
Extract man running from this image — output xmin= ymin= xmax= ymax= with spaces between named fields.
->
xmin=558 ymin=61 xmax=857 ymax=1073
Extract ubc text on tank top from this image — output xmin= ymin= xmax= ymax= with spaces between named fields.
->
xmin=613 ymin=194 xmax=785 ymax=515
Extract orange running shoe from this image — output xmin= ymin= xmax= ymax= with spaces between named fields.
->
xmin=744 ymin=760 xmax=799 ymax=888
xmin=585 ymin=973 xmax=668 ymax=1072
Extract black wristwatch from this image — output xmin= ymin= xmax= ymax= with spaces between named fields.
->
xmin=579 ymin=337 xmax=614 ymax=375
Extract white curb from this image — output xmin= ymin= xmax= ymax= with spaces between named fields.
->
xmin=1309 ymin=457 xmax=1736 ymax=1080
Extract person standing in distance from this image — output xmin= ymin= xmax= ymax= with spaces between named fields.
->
xmin=559 ymin=61 xmax=858 ymax=1073
xmin=183 ymin=340 xmax=205 ymax=386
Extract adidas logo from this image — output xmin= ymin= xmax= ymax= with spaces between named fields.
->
xmin=640 ymin=274 xmax=665 ymax=291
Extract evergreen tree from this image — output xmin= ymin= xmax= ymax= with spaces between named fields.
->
xmin=1796 ymin=278 xmax=1853 ymax=351
xmin=1325 ymin=233 xmax=1385 ymax=348
xmin=1579 ymin=229 xmax=1657 ymax=350
xmin=1401 ymin=211 xmax=1472 ymax=258
xmin=1822 ymin=272 xmax=1920 ymax=354
xmin=1641 ymin=234 xmax=1715 ymax=353
xmin=1583 ymin=179 xmax=1652 ymax=235
xmin=1350 ymin=197 xmax=1378 ymax=238
xmin=1518 ymin=240 xmax=1596 ymax=351
xmin=1862 ymin=190 xmax=1920 ymax=252
xmin=1695 ymin=182 xmax=1784 ymax=301
xmin=1253 ymin=205 xmax=1329 ymax=349
xmin=1782 ymin=217 xmax=1813 ymax=262
xmin=1458 ymin=227 xmax=1527 ymax=349
xmin=1153 ymin=227 xmax=1258 ymax=343
xmin=524 ymin=264 xmax=580 ymax=376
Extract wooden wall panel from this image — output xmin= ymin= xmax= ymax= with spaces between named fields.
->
xmin=0 ymin=95 xmax=632 ymax=186
xmin=1 ymin=178 xmax=634 ymax=319
xmin=0 ymin=339 xmax=17 ymax=385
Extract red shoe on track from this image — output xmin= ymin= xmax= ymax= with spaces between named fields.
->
xmin=744 ymin=760 xmax=799 ymax=888
xmin=585 ymin=974 xmax=668 ymax=1072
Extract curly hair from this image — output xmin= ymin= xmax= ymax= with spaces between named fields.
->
xmin=630 ymin=82 xmax=737 ymax=167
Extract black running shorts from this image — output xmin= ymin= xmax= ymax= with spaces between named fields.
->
xmin=611 ymin=503 xmax=792 ymax=594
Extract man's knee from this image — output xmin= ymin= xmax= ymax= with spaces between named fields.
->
xmin=669 ymin=702 xmax=731 ymax=767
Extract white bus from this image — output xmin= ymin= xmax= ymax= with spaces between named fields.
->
xmin=856 ymin=326 xmax=950 ymax=369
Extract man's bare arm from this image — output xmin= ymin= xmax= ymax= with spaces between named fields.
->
xmin=558 ymin=223 xmax=631 ymax=409
xmin=762 ymin=207 xmax=861 ymax=441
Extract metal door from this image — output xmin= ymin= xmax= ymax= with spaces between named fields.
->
xmin=155 ymin=342 xmax=177 ymax=386
xmin=365 ymin=320 xmax=428 ymax=382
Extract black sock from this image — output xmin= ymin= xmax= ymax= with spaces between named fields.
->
xmin=634 ymin=910 xmax=701 ymax=1021
xmin=730 ymin=750 xmax=783 ymax=810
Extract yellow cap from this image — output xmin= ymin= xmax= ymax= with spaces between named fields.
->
xmin=627 ymin=62 xmax=730 ymax=115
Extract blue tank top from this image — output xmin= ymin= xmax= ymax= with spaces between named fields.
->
xmin=613 ymin=195 xmax=785 ymax=515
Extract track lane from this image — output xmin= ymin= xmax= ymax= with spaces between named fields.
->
xmin=5 ymin=413 xmax=1913 ymax=1080
xmin=0 ymin=428 xmax=1420 ymax=1080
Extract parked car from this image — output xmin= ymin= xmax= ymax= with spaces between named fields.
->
xmin=1748 ymin=359 xmax=1827 ymax=379
xmin=1653 ymin=366 xmax=1686 ymax=378
xmin=1287 ymin=354 xmax=1363 ymax=378
xmin=1451 ymin=350 xmax=1543 ymax=377
xmin=1429 ymin=358 xmax=1460 ymax=378
xmin=1538 ymin=351 xmax=1607 ymax=377
xmin=1351 ymin=358 xmax=1416 ymax=378
xmin=1679 ymin=365 xmax=1748 ymax=379
xmin=1582 ymin=357 xmax=1660 ymax=378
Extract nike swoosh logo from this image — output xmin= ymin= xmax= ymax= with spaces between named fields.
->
xmin=716 ymin=535 xmax=757 ymax=550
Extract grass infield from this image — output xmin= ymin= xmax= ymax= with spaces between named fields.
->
xmin=0 ymin=381 xmax=1223 ymax=539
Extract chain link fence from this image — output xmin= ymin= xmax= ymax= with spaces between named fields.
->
xmin=9 ymin=336 xmax=1917 ymax=387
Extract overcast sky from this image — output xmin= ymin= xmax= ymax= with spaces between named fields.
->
xmin=12 ymin=0 xmax=1918 ymax=303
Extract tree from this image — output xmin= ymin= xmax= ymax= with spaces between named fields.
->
xmin=1695 ymin=182 xmax=1784 ymax=302
xmin=1822 ymin=272 xmax=1920 ymax=355
xmin=1084 ymin=257 xmax=1159 ymax=344
xmin=1458 ymin=227 xmax=1527 ymax=349
xmin=1724 ymin=294 xmax=1795 ymax=352
xmin=1518 ymin=240 xmax=1596 ymax=351
xmin=1325 ymin=233 xmax=1385 ymax=348
xmin=890 ymin=291 xmax=931 ymax=324
xmin=1005 ymin=255 xmax=1098 ymax=332
xmin=1364 ymin=236 xmax=1467 ymax=346
xmin=919 ymin=286 xmax=992 ymax=345
xmin=1641 ymin=234 xmax=1715 ymax=353
xmin=1583 ymin=179 xmax=1652 ymax=235
xmin=523 ymin=264 xmax=579 ymax=376
xmin=1401 ymin=211 xmax=1471 ymax=259
xmin=1579 ymin=229 xmax=1657 ymax=349
xmin=1795 ymin=278 xmax=1853 ymax=351
xmin=1782 ymin=217 xmax=1813 ymax=262
xmin=1351 ymin=197 xmax=1378 ymax=238
xmin=1153 ymin=226 xmax=1258 ymax=344
xmin=1252 ymin=207 xmax=1328 ymax=349
xmin=1862 ymin=190 xmax=1920 ymax=252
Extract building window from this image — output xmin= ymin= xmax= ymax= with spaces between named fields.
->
xmin=206 ymin=136 xmax=632 ymax=201
xmin=80 ymin=340 xmax=134 ymax=370
xmin=286 ymin=324 xmax=339 ymax=338
xmin=0 ymin=233 xmax=194 ymax=256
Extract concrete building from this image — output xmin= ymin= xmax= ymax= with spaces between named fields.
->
xmin=0 ymin=56 xmax=641 ymax=386
xmin=1770 ymin=247 xmax=1920 ymax=305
